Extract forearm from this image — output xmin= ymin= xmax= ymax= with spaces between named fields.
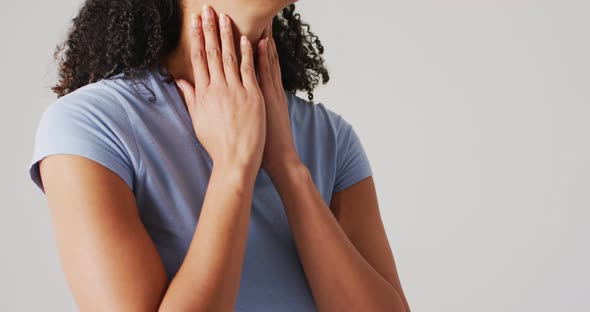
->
xmin=268 ymin=162 xmax=407 ymax=312
xmin=158 ymin=164 xmax=257 ymax=311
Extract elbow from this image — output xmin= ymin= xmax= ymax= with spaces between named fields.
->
xmin=376 ymin=288 xmax=410 ymax=312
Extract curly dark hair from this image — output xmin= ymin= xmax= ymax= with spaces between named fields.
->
xmin=51 ymin=0 xmax=330 ymax=102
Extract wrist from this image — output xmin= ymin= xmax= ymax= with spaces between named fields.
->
xmin=266 ymin=159 xmax=309 ymax=186
xmin=212 ymin=161 xmax=259 ymax=192
xmin=214 ymin=155 xmax=261 ymax=175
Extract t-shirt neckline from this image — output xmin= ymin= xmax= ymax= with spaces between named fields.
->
xmin=148 ymin=62 xmax=269 ymax=178
xmin=149 ymin=63 xmax=213 ymax=164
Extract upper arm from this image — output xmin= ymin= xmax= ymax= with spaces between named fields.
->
xmin=330 ymin=177 xmax=411 ymax=312
xmin=28 ymin=89 xmax=166 ymax=310
xmin=40 ymin=154 xmax=167 ymax=311
xmin=328 ymin=112 xmax=410 ymax=310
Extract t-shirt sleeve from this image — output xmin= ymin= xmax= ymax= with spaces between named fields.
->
xmin=28 ymin=92 xmax=136 ymax=194
xmin=332 ymin=117 xmax=373 ymax=193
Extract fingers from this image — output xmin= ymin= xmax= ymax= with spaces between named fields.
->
xmin=256 ymin=22 xmax=270 ymax=87
xmin=175 ymin=78 xmax=196 ymax=114
xmin=218 ymin=13 xmax=240 ymax=86
xmin=189 ymin=13 xmax=209 ymax=90
xmin=239 ymin=36 xmax=258 ymax=90
xmin=261 ymin=20 xmax=271 ymax=40
xmin=256 ymin=17 xmax=284 ymax=94
xmin=256 ymin=38 xmax=274 ymax=91
xmin=201 ymin=4 xmax=224 ymax=83
xmin=267 ymin=20 xmax=280 ymax=75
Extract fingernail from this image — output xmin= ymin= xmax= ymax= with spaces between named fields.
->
xmin=202 ymin=4 xmax=211 ymax=20
xmin=219 ymin=13 xmax=227 ymax=28
xmin=241 ymin=35 xmax=248 ymax=46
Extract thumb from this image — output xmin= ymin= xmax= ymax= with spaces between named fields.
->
xmin=175 ymin=79 xmax=196 ymax=114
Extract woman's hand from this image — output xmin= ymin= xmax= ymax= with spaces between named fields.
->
xmin=256 ymin=21 xmax=301 ymax=175
xmin=176 ymin=6 xmax=266 ymax=174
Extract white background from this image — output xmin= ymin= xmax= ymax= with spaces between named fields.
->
xmin=2 ymin=0 xmax=589 ymax=311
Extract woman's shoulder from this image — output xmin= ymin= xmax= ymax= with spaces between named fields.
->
xmin=43 ymin=68 xmax=157 ymax=128
xmin=39 ymin=79 xmax=136 ymax=140
xmin=286 ymin=90 xmax=349 ymax=135
xmin=286 ymin=90 xmax=373 ymax=193
xmin=29 ymin=76 xmax=145 ymax=194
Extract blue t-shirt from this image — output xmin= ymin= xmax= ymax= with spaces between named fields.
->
xmin=28 ymin=63 xmax=373 ymax=311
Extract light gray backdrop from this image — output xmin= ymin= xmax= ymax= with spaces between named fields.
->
xmin=2 ymin=0 xmax=589 ymax=311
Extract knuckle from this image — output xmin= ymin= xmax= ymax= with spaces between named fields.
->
xmin=207 ymin=47 xmax=220 ymax=58
xmin=242 ymin=64 xmax=253 ymax=75
xmin=222 ymin=52 xmax=235 ymax=64
xmin=208 ymin=84 xmax=221 ymax=93
xmin=192 ymin=27 xmax=202 ymax=38
xmin=191 ymin=49 xmax=206 ymax=61
xmin=196 ymin=94 xmax=207 ymax=105
xmin=253 ymin=89 xmax=263 ymax=98
xmin=251 ymin=91 xmax=264 ymax=104
xmin=204 ymin=23 xmax=215 ymax=33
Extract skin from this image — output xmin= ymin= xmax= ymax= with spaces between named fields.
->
xmin=39 ymin=0 xmax=410 ymax=311
xmin=162 ymin=0 xmax=296 ymax=87
xmin=255 ymin=22 xmax=411 ymax=312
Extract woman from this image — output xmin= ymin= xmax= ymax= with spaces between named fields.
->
xmin=28 ymin=0 xmax=410 ymax=311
